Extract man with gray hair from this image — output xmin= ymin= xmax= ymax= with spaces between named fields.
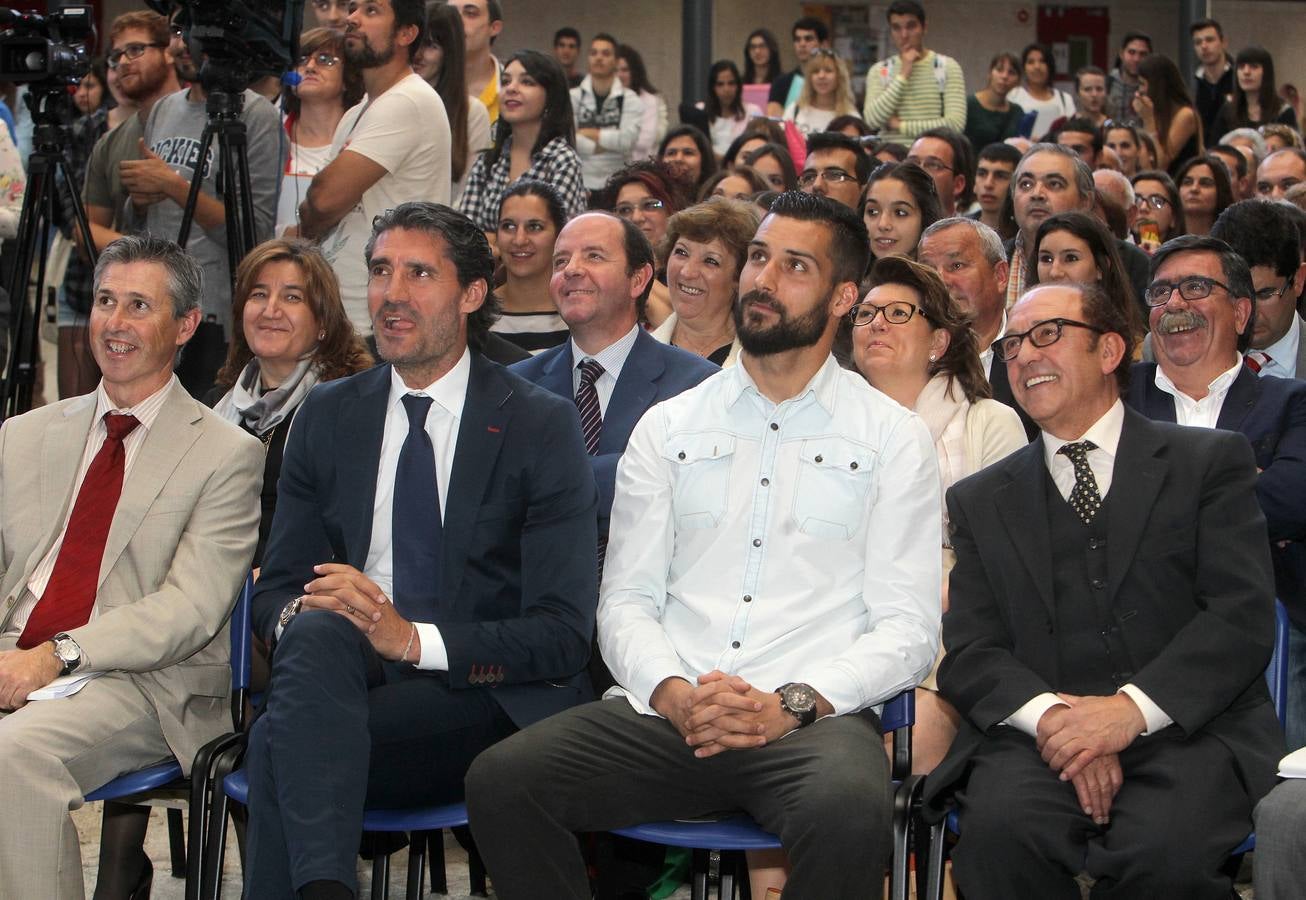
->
xmin=919 ymin=217 xmax=1035 ymax=438
xmin=1005 ymin=144 xmax=1096 ymax=305
xmin=0 ymin=235 xmax=263 ymax=897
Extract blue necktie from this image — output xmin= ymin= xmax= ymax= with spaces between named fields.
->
xmin=392 ymin=394 xmax=442 ymax=621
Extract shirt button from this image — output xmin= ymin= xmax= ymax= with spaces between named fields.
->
xmin=850 ymin=461 xmax=858 ymax=470
xmin=760 ymin=477 xmax=770 ymax=486
xmin=814 ymin=454 xmax=823 ymax=463
xmin=678 ymin=451 xmax=686 ymax=460
xmin=743 ymin=595 xmax=752 ymax=602
xmin=770 ymin=422 xmax=779 ymax=431
xmin=752 ymin=538 xmax=762 ymax=547
xmin=1092 ymin=578 xmax=1105 ymax=590
xmin=731 ymin=641 xmax=740 ymax=649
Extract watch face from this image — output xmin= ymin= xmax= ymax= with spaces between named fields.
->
xmin=783 ymin=683 xmax=816 ymax=711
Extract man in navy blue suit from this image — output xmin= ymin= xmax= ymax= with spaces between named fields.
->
xmin=243 ymin=202 xmax=598 ymax=900
xmin=1127 ymin=232 xmax=1306 ymax=750
xmin=512 ymin=212 xmax=719 ymax=561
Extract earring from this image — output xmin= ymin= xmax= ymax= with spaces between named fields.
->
xmin=317 ymin=330 xmax=326 ymax=341
xmin=928 ymin=354 xmax=937 ymax=362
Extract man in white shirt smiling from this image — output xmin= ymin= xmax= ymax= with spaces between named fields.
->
xmin=244 ymin=203 xmax=597 ymax=900
xmin=467 ymin=192 xmax=942 ymax=898
xmin=928 ymin=280 xmax=1283 ymax=898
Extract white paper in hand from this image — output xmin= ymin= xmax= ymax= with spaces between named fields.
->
xmin=26 ymin=671 xmax=103 ymax=702
xmin=1277 ymin=746 xmax=1306 ymax=779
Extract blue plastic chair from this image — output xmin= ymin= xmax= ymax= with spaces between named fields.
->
xmin=612 ymin=691 xmax=918 ymax=900
xmin=920 ymin=598 xmax=1292 ymax=900
xmin=79 ymin=573 xmax=254 ymax=890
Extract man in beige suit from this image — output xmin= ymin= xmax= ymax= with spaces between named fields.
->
xmin=0 ymin=236 xmax=262 ymax=899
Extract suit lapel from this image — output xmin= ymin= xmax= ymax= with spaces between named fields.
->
xmin=98 ymin=388 xmax=203 ymax=587
xmin=338 ymin=366 xmax=391 ymax=568
xmin=1295 ymin=317 xmax=1306 ymax=377
xmin=537 ymin=344 xmax=575 ymax=400
xmin=443 ymin=354 xmax=510 ymax=607
xmin=995 ymin=443 xmax=1057 ymax=619
xmin=27 ymin=398 xmax=97 ymax=580
xmin=1215 ymin=363 xmax=1259 ymax=432
xmin=1134 ymin=363 xmax=1178 ymax=423
xmin=601 ymin=330 xmax=661 ymax=455
xmin=1104 ymin=409 xmax=1167 ymax=607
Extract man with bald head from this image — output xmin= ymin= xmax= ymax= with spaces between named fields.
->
xmin=929 ymin=278 xmax=1282 ymax=898
xmin=1258 ymin=149 xmax=1306 ymax=200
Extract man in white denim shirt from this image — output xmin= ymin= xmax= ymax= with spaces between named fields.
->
xmin=467 ymin=192 xmax=942 ymax=899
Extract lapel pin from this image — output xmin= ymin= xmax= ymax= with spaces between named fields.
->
xmin=487 ymin=425 xmax=501 ymax=433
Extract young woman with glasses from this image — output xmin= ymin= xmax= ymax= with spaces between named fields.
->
xmin=1130 ymin=170 xmax=1185 ymax=253
xmin=602 ymin=160 xmax=690 ymax=327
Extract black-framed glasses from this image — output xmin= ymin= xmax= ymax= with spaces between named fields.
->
xmin=850 ymin=300 xmax=926 ymax=327
xmin=1135 ymin=194 xmax=1171 ymax=211
xmin=798 ymin=167 xmax=857 ymax=188
xmin=1254 ymin=278 xmax=1294 ymax=303
xmin=297 ymin=51 xmax=340 ymax=69
xmin=993 ymin=317 xmax=1105 ymax=361
xmin=107 ymin=42 xmax=166 ymax=68
xmin=907 ymin=156 xmax=954 ymax=174
xmin=614 ymin=198 xmax=666 ymax=218
xmin=1144 ymin=276 xmax=1233 ymax=307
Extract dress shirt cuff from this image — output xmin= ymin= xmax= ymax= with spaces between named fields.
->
xmin=624 ymin=657 xmax=694 ymax=713
xmin=1118 ymin=684 xmax=1172 ymax=735
xmin=1004 ymin=692 xmax=1066 ymax=737
xmin=413 ymin=623 xmax=448 ymax=671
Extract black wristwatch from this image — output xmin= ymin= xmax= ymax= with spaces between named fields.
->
xmin=776 ymin=682 xmax=818 ymax=728
xmin=51 ymin=633 xmax=82 ymax=676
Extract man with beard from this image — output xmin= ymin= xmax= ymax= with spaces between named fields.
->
xmin=243 ymin=203 xmax=598 ymax=900
xmin=466 ymin=192 xmax=942 ymax=899
xmin=125 ymin=10 xmax=282 ymax=399
xmin=82 ymin=11 xmax=179 ymax=254
xmin=301 ymin=0 xmax=451 ymax=344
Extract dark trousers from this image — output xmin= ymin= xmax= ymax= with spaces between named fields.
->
xmin=243 ymin=610 xmax=515 ymax=897
xmin=952 ymin=726 xmax=1255 ymax=900
xmin=466 ymin=696 xmax=891 ymax=900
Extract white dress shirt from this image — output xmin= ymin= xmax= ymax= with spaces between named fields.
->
xmin=1152 ymin=358 xmax=1242 ymax=427
xmin=598 ymin=355 xmax=942 ymax=718
xmin=1255 ymin=315 xmax=1302 ymax=379
xmin=1004 ymin=399 xmax=1172 ymax=736
xmin=569 ymin=324 xmax=640 ymax=416
xmin=363 ymin=351 xmax=470 ymax=670
xmin=10 ymin=377 xmax=178 ymax=635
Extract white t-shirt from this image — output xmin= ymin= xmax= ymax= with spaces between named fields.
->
xmin=320 ymin=72 xmax=452 ymax=334
xmin=276 ymin=134 xmax=334 ymax=237
xmin=785 ymin=103 xmax=839 ymax=135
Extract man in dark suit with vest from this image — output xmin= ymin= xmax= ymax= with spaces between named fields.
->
xmin=243 ymin=203 xmax=598 ymax=900
xmin=511 ymin=211 xmax=719 ymax=560
xmin=1127 ymin=232 xmax=1306 ymax=751
xmin=928 ymin=280 xmax=1283 ymax=898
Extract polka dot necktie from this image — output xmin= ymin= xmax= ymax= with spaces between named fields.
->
xmin=1058 ymin=440 xmax=1102 ymax=525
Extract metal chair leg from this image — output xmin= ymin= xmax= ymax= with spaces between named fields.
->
xmin=690 ymin=848 xmax=710 ymax=900
xmin=426 ymin=829 xmax=447 ymax=895
xmin=923 ymin=819 xmax=948 ymax=900
xmin=405 ymin=830 xmax=428 ymax=900
xmin=468 ymin=839 xmax=488 ymax=896
xmin=370 ymin=849 xmax=389 ymax=900
xmin=167 ymin=807 xmax=187 ymax=878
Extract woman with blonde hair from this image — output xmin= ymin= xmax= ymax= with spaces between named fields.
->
xmin=784 ymin=49 xmax=857 ymax=134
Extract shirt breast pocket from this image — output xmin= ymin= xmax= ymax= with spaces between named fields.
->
xmin=661 ymin=432 xmax=736 ymax=530
xmin=792 ymin=438 xmax=876 ymax=540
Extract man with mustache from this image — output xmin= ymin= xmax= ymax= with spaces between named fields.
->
xmin=1126 ymin=231 xmax=1306 ymax=750
xmin=927 ymin=279 xmax=1282 ymax=898
xmin=466 ymin=192 xmax=942 ymax=898
xmin=300 ymin=0 xmax=451 ymax=343
xmin=242 ymin=202 xmax=599 ymax=900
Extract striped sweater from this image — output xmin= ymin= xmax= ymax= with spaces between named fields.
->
xmin=862 ymin=50 xmax=967 ymax=144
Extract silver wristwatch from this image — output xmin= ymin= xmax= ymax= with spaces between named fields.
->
xmin=278 ymin=596 xmax=304 ymax=630
xmin=776 ymin=682 xmax=818 ymax=728
xmin=51 ymin=633 xmax=82 ymax=676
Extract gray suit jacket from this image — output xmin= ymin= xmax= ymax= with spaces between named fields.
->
xmin=0 ymin=385 xmax=263 ymax=769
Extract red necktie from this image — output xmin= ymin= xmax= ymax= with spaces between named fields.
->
xmin=18 ymin=413 xmax=140 ymax=649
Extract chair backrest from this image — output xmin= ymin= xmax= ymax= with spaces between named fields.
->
xmin=229 ymin=572 xmax=255 ymax=731
xmin=881 ymin=691 xmax=915 ymax=781
xmin=1268 ymin=599 xmax=1290 ymax=728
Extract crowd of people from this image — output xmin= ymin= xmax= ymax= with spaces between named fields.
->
xmin=1 ymin=1 xmax=1306 ymax=898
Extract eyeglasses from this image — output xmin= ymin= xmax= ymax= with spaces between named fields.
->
xmin=1135 ymin=194 xmax=1171 ymax=210
xmin=1144 ymin=276 xmax=1233 ymax=307
xmin=850 ymin=300 xmax=927 ymax=327
xmin=1254 ymin=278 xmax=1295 ymax=303
xmin=614 ymin=198 xmax=666 ymax=218
xmin=297 ymin=51 xmax=340 ymax=69
xmin=907 ymin=156 xmax=954 ymax=174
xmin=993 ymin=317 xmax=1106 ymax=361
xmin=107 ymin=42 xmax=166 ymax=68
xmin=798 ymin=167 xmax=857 ymax=187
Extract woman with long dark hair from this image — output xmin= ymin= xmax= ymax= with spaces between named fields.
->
xmin=617 ymin=44 xmax=667 ymax=162
xmin=701 ymin=60 xmax=764 ymax=157
xmin=1133 ymin=54 xmax=1203 ymax=173
xmin=1176 ymin=154 xmax=1234 ymax=236
xmin=742 ymin=28 xmax=781 ymax=86
xmin=415 ymin=1 xmax=491 ymax=202
xmin=458 ymin=49 xmax=586 ymax=234
xmin=658 ymin=124 xmax=717 ymax=194
xmin=1025 ymin=212 xmax=1139 ymax=315
xmin=1007 ymin=42 xmax=1076 ymax=139
xmin=1214 ymin=46 xmax=1298 ymax=139
xmin=862 ymin=162 xmax=943 ymax=261
xmin=493 ymin=179 xmax=571 ymax=354
xmin=966 ymin=51 xmax=1026 ymax=150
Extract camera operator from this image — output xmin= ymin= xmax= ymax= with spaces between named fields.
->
xmin=120 ymin=10 xmax=283 ymax=399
